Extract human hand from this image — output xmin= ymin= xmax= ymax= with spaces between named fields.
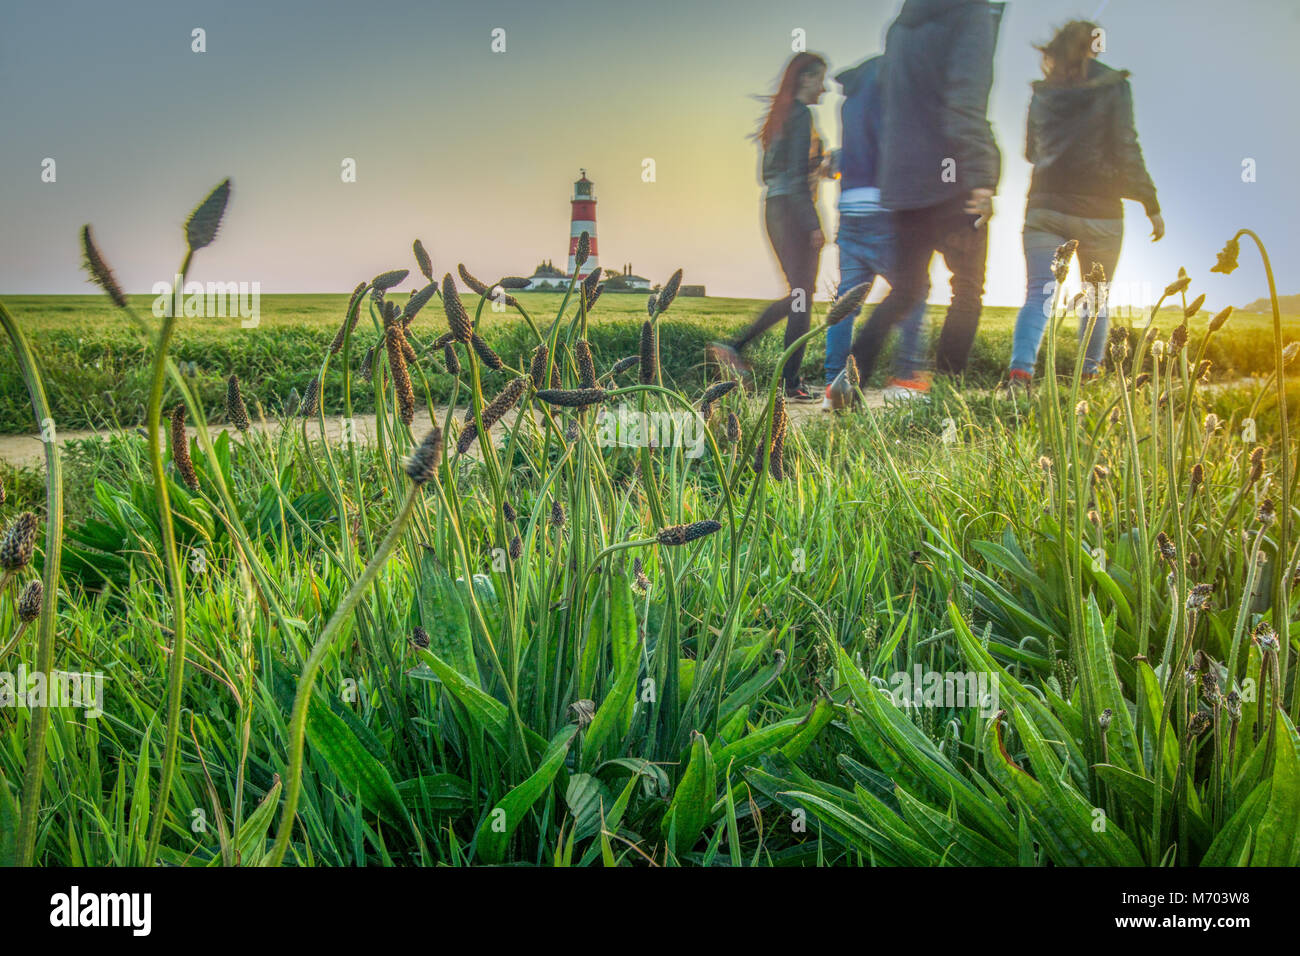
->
xmin=824 ymin=149 xmax=840 ymax=179
xmin=811 ymin=228 xmax=825 ymax=250
xmin=966 ymin=188 xmax=994 ymax=228
xmin=1149 ymin=212 xmax=1165 ymax=241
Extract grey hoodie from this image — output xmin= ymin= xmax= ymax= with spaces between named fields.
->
xmin=878 ymin=0 xmax=1005 ymax=211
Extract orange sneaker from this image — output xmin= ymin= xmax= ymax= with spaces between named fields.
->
xmin=882 ymin=374 xmax=931 ymax=402
xmin=1001 ymin=369 xmax=1032 ymax=395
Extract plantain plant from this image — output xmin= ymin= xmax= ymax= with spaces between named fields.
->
xmin=1 ymin=198 xmax=1294 ymax=866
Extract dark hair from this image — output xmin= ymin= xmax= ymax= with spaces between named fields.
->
xmin=1036 ymin=20 xmax=1100 ymax=86
xmin=757 ymin=52 xmax=826 ymax=149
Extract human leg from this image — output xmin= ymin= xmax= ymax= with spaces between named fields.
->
xmin=1008 ymin=220 xmax=1068 ymax=375
xmin=849 ymin=206 xmax=933 ymax=384
xmin=933 ymin=202 xmax=989 ymax=376
xmin=827 ymin=217 xmax=878 ymax=385
xmin=1073 ymin=219 xmax=1125 ymax=375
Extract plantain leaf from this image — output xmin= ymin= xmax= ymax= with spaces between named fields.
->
xmin=577 ymin=577 xmax=605 ymax=700
xmin=235 ymin=778 xmax=282 ymax=866
xmin=717 ymin=652 xmax=785 ymax=729
xmin=781 ymin=696 xmax=834 ymax=760
xmin=949 ymin=603 xmax=1089 ymax=788
xmin=837 ymin=644 xmax=1015 ymax=845
xmin=1200 ymin=779 xmax=1268 ymax=866
xmin=608 ymin=572 xmax=639 ymax=735
xmin=579 ymin=637 xmax=640 ymax=772
xmin=1081 ymin=595 xmax=1141 ymax=773
xmin=778 ymin=788 xmax=894 ymax=863
xmin=396 ymin=774 xmax=472 ymax=814
xmin=1249 ymin=715 xmax=1300 ymax=865
xmin=412 ymin=646 xmax=508 ymax=748
xmin=577 ymin=771 xmax=641 ymax=866
xmin=415 ymin=550 xmax=479 ymax=687
xmin=565 ymin=773 xmax=612 ymax=842
xmin=1010 ymin=706 xmax=1143 ymax=865
xmin=984 ymin=708 xmax=1143 ymax=866
xmin=662 ymin=731 xmax=716 ymax=855
xmin=128 ymin=722 xmax=152 ymax=862
xmin=714 ymin=698 xmax=829 ymax=771
xmin=0 ymin=770 xmax=18 ymax=866
xmin=1134 ymin=660 xmax=1179 ymax=779
xmin=475 ymin=724 xmax=578 ymax=864
xmin=306 ymin=698 xmax=407 ymax=825
xmin=850 ymin=784 xmax=941 ymax=864
xmin=895 ymin=786 xmax=1016 ymax=866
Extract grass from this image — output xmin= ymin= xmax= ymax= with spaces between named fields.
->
xmin=0 ymin=181 xmax=1297 ymax=867
xmin=1 ymin=291 xmax=1295 ymax=436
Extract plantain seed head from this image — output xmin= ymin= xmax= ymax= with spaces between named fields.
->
xmin=17 ymin=579 xmax=42 ymax=623
xmin=405 ymin=426 xmax=444 ymax=484
xmin=442 ymin=274 xmax=473 ymax=343
xmin=656 ymin=520 xmax=722 ymax=546
xmin=413 ymin=240 xmax=434 ymax=281
xmin=639 ymin=321 xmax=657 ymax=384
xmin=656 ymin=268 xmax=683 ymax=313
xmin=185 ymin=179 xmax=232 ymax=251
xmin=225 ymin=374 xmax=251 ymax=431
xmin=80 ymin=225 xmax=127 ymax=307
xmin=0 ymin=512 xmax=39 ymax=572
xmin=170 ymin=404 xmax=199 ymax=490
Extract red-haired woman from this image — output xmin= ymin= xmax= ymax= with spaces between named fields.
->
xmin=713 ymin=52 xmax=829 ymax=401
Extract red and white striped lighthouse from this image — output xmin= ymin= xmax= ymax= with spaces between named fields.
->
xmin=566 ymin=169 xmax=599 ymax=278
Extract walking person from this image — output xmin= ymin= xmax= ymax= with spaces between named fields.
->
xmin=824 ymin=55 xmax=930 ymax=408
xmin=712 ymin=52 xmax=831 ymax=402
xmin=1006 ymin=20 xmax=1163 ymax=386
xmin=848 ymin=0 xmax=1005 ymax=385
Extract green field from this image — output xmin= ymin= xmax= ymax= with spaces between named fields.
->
xmin=2 ymin=195 xmax=1300 ymax=868
xmin=2 ymin=291 xmax=1294 ymax=436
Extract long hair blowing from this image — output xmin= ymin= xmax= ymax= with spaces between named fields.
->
xmin=1036 ymin=20 xmax=1100 ymax=86
xmin=757 ymin=52 xmax=826 ymax=148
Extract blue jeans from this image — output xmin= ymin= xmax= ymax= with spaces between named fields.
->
xmin=826 ymin=213 xmax=928 ymax=384
xmin=1010 ymin=207 xmax=1124 ymax=376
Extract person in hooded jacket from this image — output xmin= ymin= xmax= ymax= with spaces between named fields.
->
xmin=848 ymin=0 xmax=1005 ymax=386
xmin=823 ymin=55 xmax=930 ymax=408
xmin=1006 ymin=19 xmax=1163 ymax=384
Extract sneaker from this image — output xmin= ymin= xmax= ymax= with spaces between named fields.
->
xmin=785 ymin=382 xmax=817 ymax=403
xmin=823 ymin=367 xmax=857 ymax=411
xmin=707 ymin=342 xmax=752 ymax=378
xmin=999 ymin=369 xmax=1032 ymax=397
xmin=882 ymin=374 xmax=931 ymax=403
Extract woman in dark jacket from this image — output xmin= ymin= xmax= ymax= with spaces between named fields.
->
xmin=1007 ymin=20 xmax=1163 ymax=383
xmin=713 ymin=52 xmax=829 ymax=401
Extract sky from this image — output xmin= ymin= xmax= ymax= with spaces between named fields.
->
xmin=1 ymin=0 xmax=1298 ymax=310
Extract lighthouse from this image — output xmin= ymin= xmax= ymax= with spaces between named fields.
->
xmin=566 ymin=169 xmax=599 ymax=279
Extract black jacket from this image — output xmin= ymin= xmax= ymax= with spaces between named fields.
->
xmin=878 ymin=0 xmax=1004 ymax=211
xmin=761 ymin=101 xmax=822 ymax=234
xmin=1026 ymin=59 xmax=1160 ymax=220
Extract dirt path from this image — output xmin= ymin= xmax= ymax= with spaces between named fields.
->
xmin=0 ymin=391 xmax=888 ymax=470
